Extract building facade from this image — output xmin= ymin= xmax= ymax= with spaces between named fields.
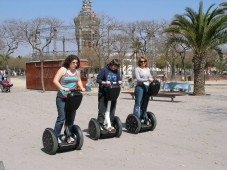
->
xmin=74 ymin=0 xmax=100 ymax=55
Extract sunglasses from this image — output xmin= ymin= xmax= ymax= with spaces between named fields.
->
xmin=140 ymin=60 xmax=147 ymax=63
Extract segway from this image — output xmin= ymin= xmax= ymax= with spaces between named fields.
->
xmin=42 ymin=90 xmax=84 ymax=155
xmin=126 ymin=80 xmax=160 ymax=134
xmin=88 ymin=82 xmax=122 ymax=140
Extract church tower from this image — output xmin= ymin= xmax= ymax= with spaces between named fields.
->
xmin=74 ymin=0 xmax=100 ymax=55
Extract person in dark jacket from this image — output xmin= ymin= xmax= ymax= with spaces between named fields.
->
xmin=96 ymin=59 xmax=122 ymax=131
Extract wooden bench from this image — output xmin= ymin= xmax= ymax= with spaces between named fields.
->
xmin=121 ymin=91 xmax=187 ymax=102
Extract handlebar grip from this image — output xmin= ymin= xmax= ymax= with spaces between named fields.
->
xmin=69 ymin=89 xmax=82 ymax=92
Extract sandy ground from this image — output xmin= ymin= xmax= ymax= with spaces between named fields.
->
xmin=0 ymin=77 xmax=227 ymax=170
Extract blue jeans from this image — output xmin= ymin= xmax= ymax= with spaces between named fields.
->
xmin=133 ymin=84 xmax=149 ymax=120
xmin=54 ymin=96 xmax=76 ymax=137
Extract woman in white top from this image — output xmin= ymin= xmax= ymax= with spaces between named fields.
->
xmin=133 ymin=56 xmax=153 ymax=125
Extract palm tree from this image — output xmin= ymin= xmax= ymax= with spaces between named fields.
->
xmin=164 ymin=1 xmax=227 ymax=95
xmin=220 ymin=2 xmax=227 ymax=8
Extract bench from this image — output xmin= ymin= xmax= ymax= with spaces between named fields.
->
xmin=121 ymin=91 xmax=187 ymax=102
xmin=162 ymin=82 xmax=191 ymax=92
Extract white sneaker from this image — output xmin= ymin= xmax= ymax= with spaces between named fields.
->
xmin=66 ymin=137 xmax=75 ymax=143
xmin=58 ymin=137 xmax=62 ymax=144
xmin=141 ymin=119 xmax=145 ymax=124
xmin=61 ymin=135 xmax=66 ymax=141
xmin=70 ymin=137 xmax=75 ymax=142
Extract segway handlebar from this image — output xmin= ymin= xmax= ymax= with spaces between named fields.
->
xmin=104 ymin=81 xmax=122 ymax=86
xmin=69 ymin=88 xmax=82 ymax=92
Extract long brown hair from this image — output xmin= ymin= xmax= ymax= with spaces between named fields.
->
xmin=62 ymin=55 xmax=80 ymax=69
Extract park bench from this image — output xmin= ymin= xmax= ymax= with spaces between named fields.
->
xmin=121 ymin=91 xmax=188 ymax=102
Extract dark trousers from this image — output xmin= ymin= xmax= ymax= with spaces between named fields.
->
xmin=97 ymin=91 xmax=117 ymax=125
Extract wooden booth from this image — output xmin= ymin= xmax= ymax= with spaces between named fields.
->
xmin=26 ymin=59 xmax=91 ymax=91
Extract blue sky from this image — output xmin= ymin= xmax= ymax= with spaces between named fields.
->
xmin=0 ymin=0 xmax=224 ymax=56
xmin=0 ymin=0 xmax=224 ymax=23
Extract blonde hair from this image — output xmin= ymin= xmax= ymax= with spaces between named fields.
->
xmin=137 ymin=56 xmax=148 ymax=67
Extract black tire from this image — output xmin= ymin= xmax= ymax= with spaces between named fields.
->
xmin=125 ymin=114 xmax=141 ymax=134
xmin=42 ymin=128 xmax=58 ymax=155
xmin=71 ymin=125 xmax=84 ymax=150
xmin=88 ymin=118 xmax=100 ymax=140
xmin=147 ymin=112 xmax=157 ymax=131
xmin=113 ymin=116 xmax=122 ymax=137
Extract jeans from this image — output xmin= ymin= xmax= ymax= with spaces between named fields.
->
xmin=133 ymin=84 xmax=149 ymax=120
xmin=97 ymin=91 xmax=116 ymax=125
xmin=54 ymin=96 xmax=76 ymax=137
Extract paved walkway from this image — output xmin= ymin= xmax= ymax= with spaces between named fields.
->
xmin=0 ymin=77 xmax=227 ymax=170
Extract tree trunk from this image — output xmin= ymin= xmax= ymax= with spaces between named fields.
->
xmin=2 ymin=57 xmax=11 ymax=81
xmin=171 ymin=58 xmax=175 ymax=81
xmin=40 ymin=60 xmax=45 ymax=92
xmin=181 ymin=53 xmax=186 ymax=81
xmin=193 ymin=55 xmax=205 ymax=95
xmin=98 ymin=56 xmax=101 ymax=71
xmin=5 ymin=64 xmax=10 ymax=79
xmin=182 ymin=62 xmax=187 ymax=81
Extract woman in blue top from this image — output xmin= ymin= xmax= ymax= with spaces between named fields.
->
xmin=133 ymin=56 xmax=153 ymax=125
xmin=53 ymin=55 xmax=86 ymax=143
xmin=96 ymin=59 xmax=122 ymax=131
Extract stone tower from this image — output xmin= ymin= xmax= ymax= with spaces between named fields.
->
xmin=74 ymin=0 xmax=100 ymax=55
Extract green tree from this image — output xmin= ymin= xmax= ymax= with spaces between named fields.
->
xmin=164 ymin=1 xmax=227 ymax=95
xmin=155 ymin=55 xmax=166 ymax=69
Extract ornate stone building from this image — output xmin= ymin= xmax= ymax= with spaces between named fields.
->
xmin=74 ymin=0 xmax=100 ymax=54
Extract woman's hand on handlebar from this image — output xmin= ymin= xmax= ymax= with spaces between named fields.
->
xmin=103 ymin=81 xmax=122 ymax=85
xmin=62 ymin=87 xmax=70 ymax=92
xmin=80 ymin=87 xmax=86 ymax=92
xmin=149 ymin=78 xmax=154 ymax=82
xmin=72 ymin=87 xmax=85 ymax=92
xmin=106 ymin=81 xmax=111 ymax=85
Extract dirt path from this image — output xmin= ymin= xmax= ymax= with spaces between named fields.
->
xmin=0 ymin=77 xmax=226 ymax=170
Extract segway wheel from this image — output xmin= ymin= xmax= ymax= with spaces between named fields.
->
xmin=126 ymin=114 xmax=141 ymax=134
xmin=42 ymin=128 xmax=58 ymax=155
xmin=72 ymin=125 xmax=84 ymax=150
xmin=88 ymin=118 xmax=100 ymax=140
xmin=113 ymin=116 xmax=122 ymax=137
xmin=147 ymin=112 xmax=157 ymax=131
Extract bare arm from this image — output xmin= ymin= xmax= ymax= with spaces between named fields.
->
xmin=53 ymin=67 xmax=67 ymax=91
xmin=76 ymin=70 xmax=86 ymax=92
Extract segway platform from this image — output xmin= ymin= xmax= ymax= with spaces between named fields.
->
xmin=88 ymin=116 xmax=122 ymax=140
